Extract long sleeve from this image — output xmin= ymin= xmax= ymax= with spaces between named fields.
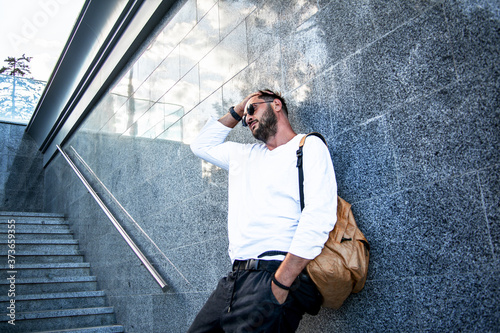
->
xmin=190 ymin=117 xmax=234 ymax=171
xmin=288 ymin=136 xmax=337 ymax=259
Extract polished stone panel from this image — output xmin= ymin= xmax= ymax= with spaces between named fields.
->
xmin=414 ymin=271 xmax=500 ymax=332
xmin=200 ymin=22 xmax=248 ymax=100
xmin=225 ymin=43 xmax=283 ymax=102
xmin=479 ymin=165 xmax=500 ymax=260
xmin=286 ymin=75 xmax=333 ymax=137
xmin=81 ymin=94 xmax=128 ymax=134
xmin=219 ymin=0 xmax=256 ymax=40
xmin=389 ymin=71 xmax=500 ymax=188
xmin=0 ymin=123 xmax=9 ymax=155
xmin=245 ymin=2 xmax=280 ymax=64
xmin=278 ymin=0 xmax=320 ymax=37
xmin=298 ymin=278 xmax=419 ymax=332
xmin=127 ymin=102 xmax=182 ymax=139
xmin=331 ymin=115 xmax=399 ymax=203
xmin=158 ymin=65 xmax=200 ymax=127
xmin=444 ymin=0 xmax=500 ymax=78
xmin=345 ymin=277 xmax=418 ymax=332
xmin=152 ymin=291 xmax=210 ymax=332
xmin=180 ymin=4 xmax=220 ymax=76
xmin=100 ymin=100 xmax=154 ymax=137
xmin=282 ymin=1 xmax=455 ymax=92
xmin=162 ymin=233 xmax=230 ymax=291
xmin=132 ymin=46 xmax=180 ymax=104
xmin=177 ymin=88 xmax=224 ymax=145
xmin=197 ymin=0 xmax=217 ymax=21
xmin=1 ymin=123 xmax=44 ymax=212
xmin=356 ymin=174 xmax=493 ymax=281
xmin=127 ymin=49 xmax=165 ymax=94
xmin=111 ymin=294 xmax=154 ymax=332
xmin=281 ymin=0 xmax=378 ymax=91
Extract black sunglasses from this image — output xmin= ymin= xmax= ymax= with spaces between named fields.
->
xmin=242 ymin=101 xmax=273 ymax=127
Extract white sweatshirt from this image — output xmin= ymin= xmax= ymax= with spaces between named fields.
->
xmin=191 ymin=117 xmax=337 ymax=262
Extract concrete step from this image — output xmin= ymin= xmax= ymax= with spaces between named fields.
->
xmin=0 ymin=216 xmax=67 ymax=225
xmin=0 ymin=223 xmax=71 ymax=233
xmin=0 ymin=212 xmax=67 ymax=227
xmin=10 ymin=253 xmax=85 ymax=264
xmin=2 ymin=246 xmax=82 ymax=256
xmin=0 ymin=276 xmax=98 ymax=294
xmin=0 ymin=262 xmax=91 ymax=278
xmin=0 ymin=307 xmax=117 ymax=332
xmin=0 ymin=211 xmax=65 ymax=219
xmin=0 ymin=242 xmax=80 ymax=255
xmin=2 ymin=230 xmax=75 ymax=240
xmin=35 ymin=325 xmax=125 ymax=333
xmin=0 ymin=239 xmax=79 ymax=255
xmin=0 ymin=229 xmax=73 ymax=238
xmin=0 ymin=238 xmax=78 ymax=245
xmin=0 ymin=291 xmax=107 ymax=312
xmin=2 ymin=232 xmax=75 ymax=241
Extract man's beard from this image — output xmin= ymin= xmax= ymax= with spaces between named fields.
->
xmin=252 ymin=105 xmax=278 ymax=143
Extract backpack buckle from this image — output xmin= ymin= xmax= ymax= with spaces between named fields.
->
xmin=296 ymin=148 xmax=303 ymax=167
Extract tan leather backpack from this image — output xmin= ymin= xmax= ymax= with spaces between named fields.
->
xmin=297 ymin=133 xmax=370 ymax=309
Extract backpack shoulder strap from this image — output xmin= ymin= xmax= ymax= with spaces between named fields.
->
xmin=296 ymin=132 xmax=327 ymax=211
xmin=298 ymin=132 xmax=327 ymax=149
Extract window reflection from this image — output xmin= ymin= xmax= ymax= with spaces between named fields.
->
xmin=0 ymin=75 xmax=45 ymax=124
xmin=78 ymin=0 xmax=235 ymax=146
xmin=136 ymin=102 xmax=184 ymax=140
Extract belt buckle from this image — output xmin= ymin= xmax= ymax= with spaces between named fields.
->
xmin=245 ymin=259 xmax=259 ymax=270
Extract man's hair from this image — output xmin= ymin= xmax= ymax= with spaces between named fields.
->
xmin=258 ymin=89 xmax=288 ymax=118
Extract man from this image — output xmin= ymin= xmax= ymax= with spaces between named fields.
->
xmin=189 ymin=90 xmax=337 ymax=332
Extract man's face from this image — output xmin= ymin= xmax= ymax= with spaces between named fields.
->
xmin=245 ymin=97 xmax=278 ymax=143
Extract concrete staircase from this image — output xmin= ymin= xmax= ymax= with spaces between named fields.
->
xmin=0 ymin=212 xmax=124 ymax=333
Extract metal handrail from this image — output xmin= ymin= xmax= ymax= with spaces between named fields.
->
xmin=56 ymin=145 xmax=168 ymax=292
xmin=68 ymin=146 xmax=190 ymax=286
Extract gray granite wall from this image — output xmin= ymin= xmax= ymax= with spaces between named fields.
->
xmin=43 ymin=0 xmax=499 ymax=332
xmin=0 ymin=122 xmax=44 ymax=212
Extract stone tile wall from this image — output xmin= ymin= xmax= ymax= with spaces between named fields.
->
xmin=43 ymin=0 xmax=499 ymax=331
xmin=0 ymin=122 xmax=44 ymax=212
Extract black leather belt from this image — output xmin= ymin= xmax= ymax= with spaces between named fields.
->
xmin=232 ymin=259 xmax=282 ymax=272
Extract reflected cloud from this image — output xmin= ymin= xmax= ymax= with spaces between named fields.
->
xmin=139 ymin=102 xmax=184 ymax=140
xmin=180 ymin=5 xmax=219 ymax=75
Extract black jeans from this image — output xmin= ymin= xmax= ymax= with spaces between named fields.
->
xmin=187 ymin=263 xmax=322 ymax=333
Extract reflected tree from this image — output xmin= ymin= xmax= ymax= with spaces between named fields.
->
xmin=126 ymin=67 xmax=138 ymax=136
xmin=0 ymin=54 xmax=33 ymax=77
